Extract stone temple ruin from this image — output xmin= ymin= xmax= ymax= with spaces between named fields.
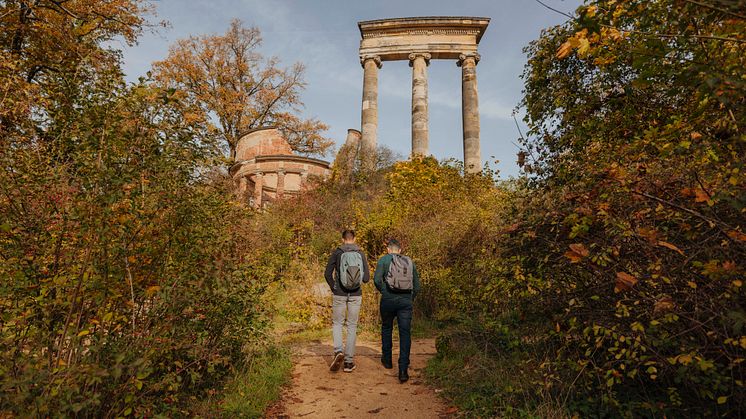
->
xmin=233 ymin=17 xmax=490 ymax=207
xmin=230 ymin=127 xmax=332 ymax=208
xmin=353 ymin=16 xmax=490 ymax=174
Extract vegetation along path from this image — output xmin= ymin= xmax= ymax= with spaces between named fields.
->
xmin=270 ymin=338 xmax=456 ymax=418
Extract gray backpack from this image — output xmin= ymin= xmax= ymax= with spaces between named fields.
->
xmin=385 ymin=254 xmax=414 ymax=292
xmin=339 ymin=251 xmax=364 ymax=291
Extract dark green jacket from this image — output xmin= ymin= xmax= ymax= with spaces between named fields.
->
xmin=373 ymin=253 xmax=421 ymax=302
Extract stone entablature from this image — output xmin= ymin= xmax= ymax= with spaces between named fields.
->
xmin=231 ymin=127 xmax=331 ymax=208
xmin=358 ymin=17 xmax=489 ymax=61
xmin=357 ymin=16 xmax=490 ymax=174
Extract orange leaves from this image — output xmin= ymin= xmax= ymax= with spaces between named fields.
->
xmin=693 ymin=188 xmax=710 ymax=203
xmin=564 ymin=243 xmax=589 ymax=263
xmin=657 ymin=241 xmax=684 ymax=256
xmin=637 ymin=227 xmax=659 ymax=244
xmin=556 ymin=29 xmax=590 ymax=59
xmin=556 ymin=40 xmax=575 ymax=59
xmin=615 ymin=272 xmax=638 ymax=293
xmin=653 ymin=296 xmax=675 ymax=315
xmin=727 ymin=230 xmax=746 ymax=242
xmin=680 ymin=186 xmax=712 ymax=204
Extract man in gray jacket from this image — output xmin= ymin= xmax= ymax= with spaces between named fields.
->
xmin=324 ymin=229 xmax=370 ymax=372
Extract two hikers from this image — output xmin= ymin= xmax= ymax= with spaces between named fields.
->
xmin=324 ymin=232 xmax=420 ymax=383
xmin=324 ymin=229 xmax=370 ymax=372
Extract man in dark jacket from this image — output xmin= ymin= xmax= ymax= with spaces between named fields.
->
xmin=373 ymin=238 xmax=420 ymax=383
xmin=324 ymin=229 xmax=370 ymax=372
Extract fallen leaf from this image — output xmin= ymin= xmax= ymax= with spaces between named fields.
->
xmin=653 ymin=296 xmax=675 ymax=314
xmin=367 ymin=407 xmax=384 ymax=414
xmin=722 ymin=261 xmax=737 ymax=271
xmin=657 ymin=241 xmax=684 ymax=256
xmin=727 ymin=230 xmax=746 ymax=242
xmin=637 ymin=227 xmax=658 ymax=244
xmin=615 ymin=272 xmax=638 ymax=293
xmin=694 ymin=188 xmax=710 ymax=203
xmin=569 ymin=243 xmax=589 ymax=257
xmin=564 ymin=250 xmax=583 ymax=263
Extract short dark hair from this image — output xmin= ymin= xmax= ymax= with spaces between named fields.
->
xmin=387 ymin=238 xmax=401 ymax=250
xmin=342 ymin=229 xmax=355 ymax=240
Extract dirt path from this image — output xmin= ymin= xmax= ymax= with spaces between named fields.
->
xmin=269 ymin=338 xmax=455 ymax=418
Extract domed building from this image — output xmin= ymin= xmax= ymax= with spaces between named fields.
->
xmin=230 ymin=127 xmax=332 ymax=208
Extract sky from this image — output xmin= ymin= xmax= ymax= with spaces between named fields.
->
xmin=119 ymin=0 xmax=583 ymax=177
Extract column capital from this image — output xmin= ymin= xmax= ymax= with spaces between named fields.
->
xmin=276 ymin=169 xmax=285 ymax=175
xmin=254 ymin=171 xmax=264 ymax=177
xmin=360 ymin=54 xmax=382 ymax=68
xmin=408 ymin=52 xmax=431 ymax=67
xmin=457 ymin=52 xmax=481 ymax=67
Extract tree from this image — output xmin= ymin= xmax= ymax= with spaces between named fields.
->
xmin=1 ymin=0 xmax=151 ymax=141
xmin=152 ymin=19 xmax=332 ymax=159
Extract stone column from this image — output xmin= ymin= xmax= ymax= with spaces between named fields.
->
xmin=253 ymin=172 xmax=264 ymax=209
xmin=300 ymin=170 xmax=309 ymax=190
xmin=276 ymin=170 xmax=285 ymax=199
xmin=409 ymin=52 xmax=431 ymax=157
xmin=237 ymin=175 xmax=248 ymax=201
xmin=344 ymin=128 xmax=361 ymax=171
xmin=457 ymin=53 xmax=482 ymax=174
xmin=360 ymin=55 xmax=381 ymax=169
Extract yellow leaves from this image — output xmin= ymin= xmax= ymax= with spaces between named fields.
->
xmin=605 ymin=27 xmax=623 ymax=41
xmin=718 ymin=396 xmax=728 ymax=405
xmin=556 ymin=41 xmax=575 ymax=59
xmin=670 ymin=353 xmax=693 ymax=365
xmin=564 ymin=243 xmax=589 ymax=263
xmin=77 ymin=330 xmax=90 ymax=338
xmin=687 ymin=281 xmax=698 ymax=289
xmin=577 ymin=37 xmax=591 ymax=56
xmin=615 ymin=272 xmax=638 ymax=293
xmin=145 ymin=285 xmax=162 ymax=296
xmin=556 ymin=29 xmax=589 ymax=59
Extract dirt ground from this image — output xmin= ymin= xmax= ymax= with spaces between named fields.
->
xmin=268 ymin=338 xmax=457 ymax=418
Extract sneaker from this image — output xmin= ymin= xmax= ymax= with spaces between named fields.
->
xmin=398 ymin=369 xmax=409 ymax=383
xmin=343 ymin=362 xmax=357 ymax=372
xmin=329 ymin=352 xmax=344 ymax=372
xmin=381 ymin=357 xmax=393 ymax=369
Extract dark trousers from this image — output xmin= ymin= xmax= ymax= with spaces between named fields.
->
xmin=380 ymin=297 xmax=413 ymax=371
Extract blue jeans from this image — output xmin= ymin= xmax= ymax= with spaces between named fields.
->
xmin=332 ymin=295 xmax=362 ymax=363
xmin=380 ymin=298 xmax=413 ymax=371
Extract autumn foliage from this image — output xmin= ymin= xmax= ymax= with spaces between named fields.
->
xmin=152 ymin=19 xmax=332 ymax=159
xmin=0 ymin=1 xmax=286 ymax=416
xmin=1 ymin=0 xmax=744 ymax=417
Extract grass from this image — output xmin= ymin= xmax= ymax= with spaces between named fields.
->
xmin=424 ymin=332 xmax=568 ymax=419
xmin=215 ymin=346 xmax=293 ymax=418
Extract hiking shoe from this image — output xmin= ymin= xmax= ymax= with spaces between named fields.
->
xmin=329 ymin=352 xmax=344 ymax=372
xmin=381 ymin=357 xmax=393 ymax=369
xmin=398 ymin=369 xmax=409 ymax=383
xmin=343 ymin=362 xmax=357 ymax=372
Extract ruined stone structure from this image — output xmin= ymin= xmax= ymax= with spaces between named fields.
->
xmin=358 ymin=16 xmax=490 ymax=173
xmin=230 ymin=127 xmax=331 ymax=208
